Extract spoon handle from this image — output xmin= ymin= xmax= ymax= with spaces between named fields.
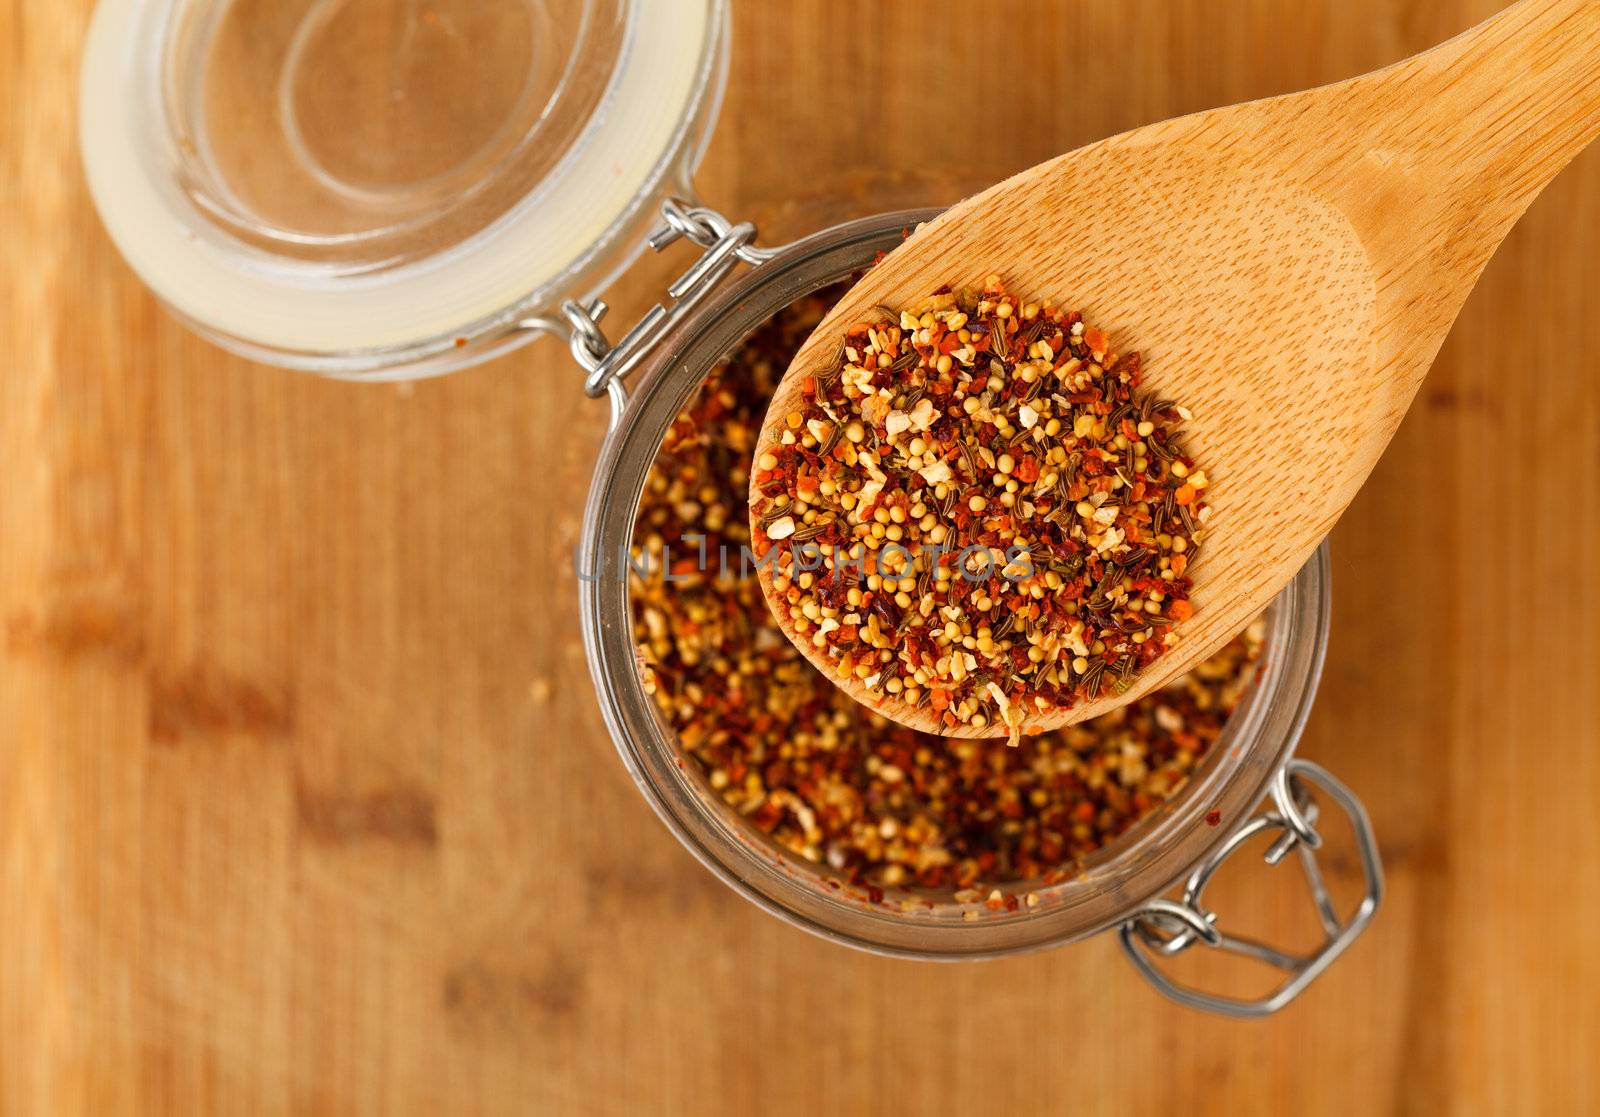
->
xmin=1325 ymin=0 xmax=1600 ymax=267
xmin=1286 ymin=0 xmax=1600 ymax=376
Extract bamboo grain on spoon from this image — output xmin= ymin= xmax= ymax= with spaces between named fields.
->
xmin=751 ymin=0 xmax=1600 ymax=737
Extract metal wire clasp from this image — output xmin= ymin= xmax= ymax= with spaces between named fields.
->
xmin=560 ymin=199 xmax=782 ymax=419
xmin=1118 ymin=759 xmax=1384 ymax=1018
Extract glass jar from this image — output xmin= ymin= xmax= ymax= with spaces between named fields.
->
xmin=81 ymin=2 xmax=1381 ymax=1016
xmin=578 ymin=209 xmax=1382 ymax=1016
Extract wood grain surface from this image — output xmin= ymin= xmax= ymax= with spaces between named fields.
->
xmin=2 ymin=1 xmax=1597 ymax=1113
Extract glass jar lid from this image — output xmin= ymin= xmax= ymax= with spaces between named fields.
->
xmin=80 ymin=0 xmax=728 ymax=378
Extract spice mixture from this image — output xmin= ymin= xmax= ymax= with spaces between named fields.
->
xmin=632 ymin=288 xmax=1261 ymax=900
xmin=750 ymin=279 xmax=1209 ymax=744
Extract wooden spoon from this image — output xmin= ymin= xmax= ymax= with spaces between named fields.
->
xmin=752 ymin=0 xmax=1600 ymax=737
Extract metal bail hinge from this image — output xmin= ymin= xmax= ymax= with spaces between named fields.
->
xmin=1117 ymin=758 xmax=1384 ymax=1018
xmin=563 ymin=199 xmax=781 ymax=408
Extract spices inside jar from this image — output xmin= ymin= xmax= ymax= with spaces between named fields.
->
xmin=630 ymin=287 xmax=1260 ymax=903
xmin=749 ymin=279 xmax=1209 ymax=744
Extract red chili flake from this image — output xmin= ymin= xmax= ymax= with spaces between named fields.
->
xmin=1205 ymin=809 xmax=1223 ymax=827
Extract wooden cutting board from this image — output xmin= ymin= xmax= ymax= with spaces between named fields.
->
xmin=2 ymin=2 xmax=1596 ymax=1113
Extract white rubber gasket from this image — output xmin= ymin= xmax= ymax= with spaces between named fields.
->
xmin=80 ymin=0 xmax=714 ymax=357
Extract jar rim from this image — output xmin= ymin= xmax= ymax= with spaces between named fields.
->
xmin=580 ymin=209 xmax=1331 ymax=958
